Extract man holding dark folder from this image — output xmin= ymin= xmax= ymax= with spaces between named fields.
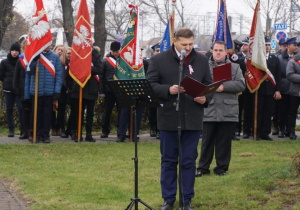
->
xmin=147 ymin=28 xmax=213 ymax=210
xmin=196 ymin=41 xmax=245 ymax=177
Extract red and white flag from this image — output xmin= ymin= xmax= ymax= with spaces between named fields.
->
xmin=245 ymin=1 xmax=268 ymax=93
xmin=69 ymin=0 xmax=92 ymax=87
xmin=24 ymin=0 xmax=52 ymax=68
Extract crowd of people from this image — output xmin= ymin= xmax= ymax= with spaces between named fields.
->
xmin=0 ymin=28 xmax=300 ymax=209
xmin=0 ymin=34 xmax=299 ymax=144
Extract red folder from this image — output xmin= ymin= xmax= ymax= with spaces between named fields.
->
xmin=213 ymin=63 xmax=232 ymax=82
xmin=180 ymin=76 xmax=224 ymax=97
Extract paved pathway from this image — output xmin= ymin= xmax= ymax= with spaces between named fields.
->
xmin=0 ymin=182 xmax=26 ymax=210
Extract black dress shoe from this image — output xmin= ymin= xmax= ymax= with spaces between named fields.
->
xmin=19 ymin=131 xmax=28 ymax=140
xmin=195 ymin=170 xmax=210 ymax=177
xmin=160 ymin=201 xmax=173 ymax=210
xmin=243 ymin=134 xmax=249 ymax=139
xmin=60 ymin=131 xmax=68 ymax=138
xmin=183 ymin=202 xmax=194 ymax=210
xmin=85 ymin=134 xmax=96 ymax=142
xmin=214 ymin=171 xmax=226 ymax=176
xmin=100 ymin=133 xmax=108 ymax=138
xmin=150 ymin=129 xmax=156 ymax=137
xmin=8 ymin=128 xmax=14 ymax=137
xmin=43 ymin=138 xmax=50 ymax=143
xmin=272 ymin=129 xmax=279 ymax=135
xmin=232 ymin=135 xmax=240 ymax=140
xmin=278 ymin=131 xmax=284 ymax=138
xmin=262 ymin=136 xmax=273 ymax=141
xmin=289 ymin=133 xmax=297 ymax=140
xmin=116 ymin=137 xmax=126 ymax=142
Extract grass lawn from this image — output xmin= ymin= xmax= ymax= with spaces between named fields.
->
xmin=0 ymin=140 xmax=299 ymax=209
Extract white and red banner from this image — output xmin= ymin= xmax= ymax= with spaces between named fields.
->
xmin=24 ymin=0 xmax=52 ymax=69
xmin=69 ymin=0 xmax=92 ymax=87
xmin=245 ymin=1 xmax=268 ymax=93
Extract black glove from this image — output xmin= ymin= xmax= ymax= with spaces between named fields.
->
xmin=53 ymin=93 xmax=60 ymax=100
xmin=33 ymin=54 xmax=40 ymax=61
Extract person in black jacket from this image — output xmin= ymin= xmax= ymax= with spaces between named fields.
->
xmin=0 ymin=42 xmax=23 ymax=137
xmin=256 ymin=37 xmax=281 ymax=140
xmin=13 ymin=40 xmax=30 ymax=139
xmin=68 ymin=46 xmax=102 ymax=142
xmin=99 ymin=41 xmax=120 ymax=138
xmin=57 ymin=47 xmax=72 ymax=138
xmin=277 ymin=37 xmax=298 ymax=138
xmin=147 ymin=28 xmax=213 ymax=210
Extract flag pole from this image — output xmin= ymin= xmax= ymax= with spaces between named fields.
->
xmin=254 ymin=90 xmax=258 ymax=140
xmin=77 ymin=87 xmax=83 ymax=141
xmin=33 ymin=61 xmax=39 ymax=143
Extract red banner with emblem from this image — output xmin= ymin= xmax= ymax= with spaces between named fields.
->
xmin=245 ymin=1 xmax=268 ymax=93
xmin=23 ymin=0 xmax=52 ymax=67
xmin=69 ymin=0 xmax=92 ymax=87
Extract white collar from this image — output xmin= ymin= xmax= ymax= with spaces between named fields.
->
xmin=174 ymin=47 xmax=181 ymax=58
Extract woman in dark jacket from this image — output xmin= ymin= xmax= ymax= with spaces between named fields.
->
xmin=68 ymin=46 xmax=102 ymax=142
xmin=13 ymin=40 xmax=30 ymax=139
xmin=0 ymin=42 xmax=23 ymax=137
xmin=57 ymin=47 xmax=72 ymax=138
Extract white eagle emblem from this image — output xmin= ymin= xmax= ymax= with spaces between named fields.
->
xmin=73 ymin=25 xmax=92 ymax=49
xmin=27 ymin=4 xmax=50 ymax=46
xmin=123 ymin=44 xmax=143 ymax=65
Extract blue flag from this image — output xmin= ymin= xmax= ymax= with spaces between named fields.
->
xmin=160 ymin=19 xmax=172 ymax=52
xmin=211 ymin=0 xmax=234 ymax=52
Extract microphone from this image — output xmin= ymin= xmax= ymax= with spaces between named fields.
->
xmin=180 ymin=50 xmax=186 ymax=61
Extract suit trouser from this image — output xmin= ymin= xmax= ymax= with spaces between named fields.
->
xmin=101 ymin=93 xmax=118 ymax=135
xmin=4 ymin=92 xmax=23 ymax=130
xmin=278 ymin=94 xmax=290 ymax=133
xmin=257 ymin=95 xmax=274 ymax=137
xmin=160 ymin=130 xmax=201 ymax=203
xmin=243 ymin=90 xmax=254 ymax=135
xmin=70 ymin=98 xmax=95 ymax=134
xmin=197 ymin=122 xmax=233 ymax=174
xmin=30 ymin=95 xmax=53 ymax=139
xmin=288 ymin=95 xmax=300 ymax=134
xmin=117 ymin=107 xmax=143 ymax=138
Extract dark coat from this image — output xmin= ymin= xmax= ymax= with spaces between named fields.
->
xmin=278 ymin=49 xmax=297 ymax=94
xmin=70 ymin=49 xmax=103 ymax=100
xmin=258 ymin=54 xmax=281 ymax=95
xmin=99 ymin=53 xmax=117 ymax=94
xmin=0 ymin=53 xmax=19 ymax=92
xmin=147 ymin=46 xmax=213 ymax=131
xmin=12 ymin=54 xmax=26 ymax=99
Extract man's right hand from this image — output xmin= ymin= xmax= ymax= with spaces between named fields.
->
xmin=169 ymin=85 xmax=185 ymax=95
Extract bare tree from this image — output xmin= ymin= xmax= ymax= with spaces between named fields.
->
xmin=61 ymin=0 xmax=74 ymax=46
xmin=105 ymin=0 xmax=129 ymax=40
xmin=0 ymin=0 xmax=14 ymax=48
xmin=93 ymin=0 xmax=107 ymax=56
xmin=243 ymin=0 xmax=299 ymax=36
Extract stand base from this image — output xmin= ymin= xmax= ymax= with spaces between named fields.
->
xmin=126 ymin=197 xmax=154 ymax=210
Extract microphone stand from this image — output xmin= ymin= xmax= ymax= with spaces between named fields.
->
xmin=176 ymin=53 xmax=185 ymax=209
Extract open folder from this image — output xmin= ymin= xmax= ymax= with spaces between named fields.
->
xmin=180 ymin=76 xmax=224 ymax=97
xmin=213 ymin=62 xmax=232 ymax=82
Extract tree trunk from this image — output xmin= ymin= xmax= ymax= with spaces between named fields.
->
xmin=0 ymin=0 xmax=14 ymax=47
xmin=61 ymin=0 xmax=74 ymax=46
xmin=94 ymin=0 xmax=107 ymax=56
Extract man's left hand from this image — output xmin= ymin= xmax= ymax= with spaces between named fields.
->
xmin=194 ymin=96 xmax=206 ymax=104
xmin=216 ymin=84 xmax=224 ymax=92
